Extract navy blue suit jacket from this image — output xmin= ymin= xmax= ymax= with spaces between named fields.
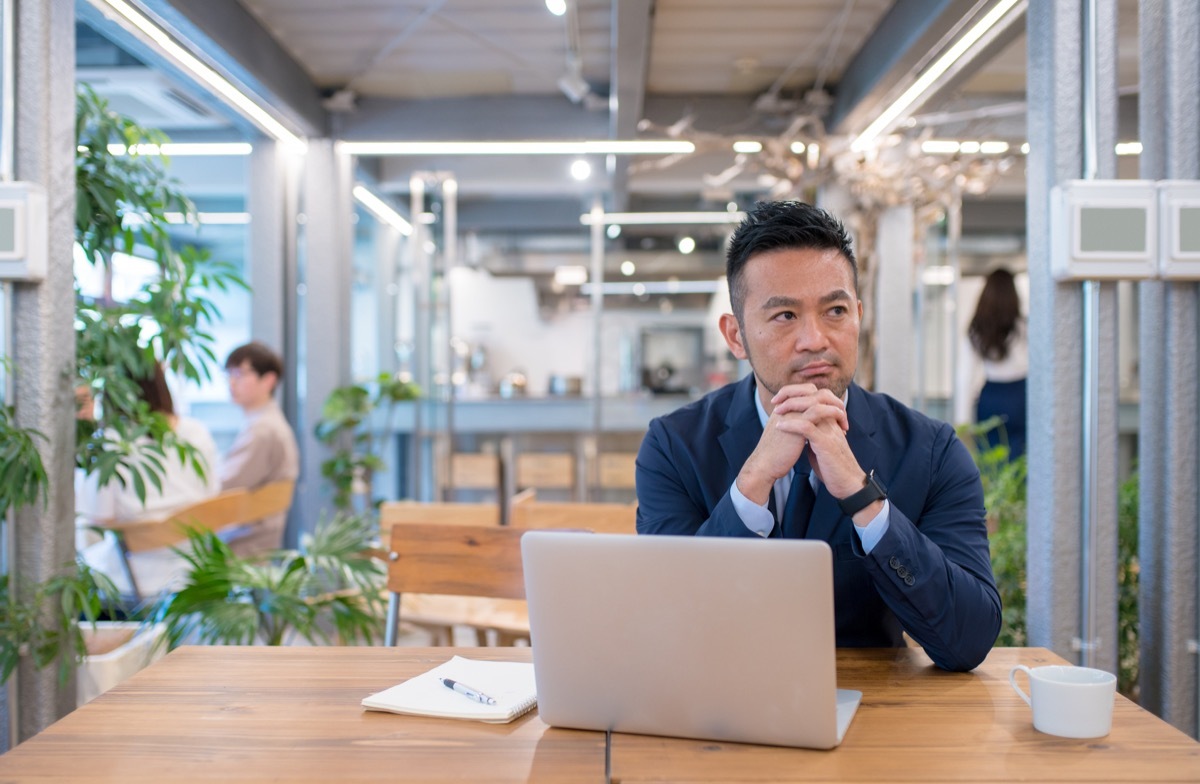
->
xmin=636 ymin=375 xmax=1001 ymax=671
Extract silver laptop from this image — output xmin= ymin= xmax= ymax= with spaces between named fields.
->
xmin=521 ymin=531 xmax=862 ymax=749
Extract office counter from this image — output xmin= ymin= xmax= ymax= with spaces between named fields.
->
xmin=0 ymin=646 xmax=1195 ymax=783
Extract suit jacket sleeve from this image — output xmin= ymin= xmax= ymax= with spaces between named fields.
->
xmin=853 ymin=424 xmax=1001 ymax=671
xmin=636 ymin=417 xmax=757 ymax=538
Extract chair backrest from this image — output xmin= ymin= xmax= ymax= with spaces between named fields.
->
xmin=596 ymin=452 xmax=638 ymax=490
xmin=515 ymin=453 xmax=575 ymax=490
xmin=378 ymin=500 xmax=502 ymax=542
xmin=386 ymin=523 xmax=527 ymax=600
xmin=244 ymin=480 xmax=295 ymax=520
xmin=449 ymin=453 xmax=501 ymax=491
xmin=111 ymin=489 xmax=252 ymax=553
xmin=509 ymin=500 xmax=637 ymax=535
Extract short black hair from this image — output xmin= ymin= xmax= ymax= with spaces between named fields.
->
xmin=726 ymin=200 xmax=857 ymax=321
xmin=225 ymin=341 xmax=284 ymax=392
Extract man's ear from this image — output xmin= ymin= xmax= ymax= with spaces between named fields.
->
xmin=718 ymin=313 xmax=749 ymax=360
xmin=264 ymin=371 xmax=280 ymax=395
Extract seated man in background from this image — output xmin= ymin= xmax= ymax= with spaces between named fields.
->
xmin=76 ymin=363 xmax=220 ymax=598
xmin=220 ymin=341 xmax=299 ymax=555
xmin=635 ymin=200 xmax=1000 ymax=672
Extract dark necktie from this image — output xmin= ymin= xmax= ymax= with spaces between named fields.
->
xmin=780 ymin=457 xmax=816 ymax=539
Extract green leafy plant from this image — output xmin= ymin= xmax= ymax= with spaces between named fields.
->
xmin=0 ymin=565 xmax=120 ymax=686
xmin=315 ymin=373 xmax=420 ymax=511
xmin=74 ymin=83 xmax=245 ymax=501
xmin=959 ymin=418 xmax=1140 ymax=698
xmin=149 ymin=512 xmax=386 ymax=647
xmin=0 ymin=85 xmax=245 ymax=689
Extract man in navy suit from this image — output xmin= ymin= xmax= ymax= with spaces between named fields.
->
xmin=636 ymin=201 xmax=1000 ymax=672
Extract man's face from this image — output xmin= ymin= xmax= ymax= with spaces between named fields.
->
xmin=226 ymin=360 xmax=275 ymax=410
xmin=720 ymin=247 xmax=861 ymax=409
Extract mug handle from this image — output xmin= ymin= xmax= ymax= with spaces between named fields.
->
xmin=1009 ymin=664 xmax=1033 ymax=707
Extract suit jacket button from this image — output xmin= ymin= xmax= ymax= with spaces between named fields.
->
xmin=897 ymin=566 xmax=910 ymax=579
xmin=888 ymin=556 xmax=901 ymax=570
xmin=904 ymin=575 xmax=916 ymax=586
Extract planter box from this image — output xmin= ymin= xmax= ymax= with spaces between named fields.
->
xmin=77 ymin=621 xmax=167 ymax=706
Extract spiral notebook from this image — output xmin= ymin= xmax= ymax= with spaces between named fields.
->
xmin=362 ymin=656 xmax=538 ymax=724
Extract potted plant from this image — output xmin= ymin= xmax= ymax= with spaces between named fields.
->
xmin=0 ymin=86 xmax=246 ymax=721
xmin=149 ymin=511 xmax=386 ymax=647
xmin=316 ymin=373 xmax=420 ymax=513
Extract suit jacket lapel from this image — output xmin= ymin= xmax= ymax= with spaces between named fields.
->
xmin=805 ymin=384 xmax=881 ymax=542
xmin=717 ymin=375 xmax=763 ymax=482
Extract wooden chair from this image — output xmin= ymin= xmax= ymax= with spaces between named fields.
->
xmin=101 ymin=480 xmax=296 ymax=601
xmin=101 ymin=489 xmax=251 ymax=601
xmin=515 ymin=453 xmax=575 ymax=491
xmin=378 ymin=500 xmax=501 ymax=544
xmin=508 ymin=500 xmax=638 ymax=535
xmin=384 ymin=523 xmax=528 ymax=647
xmin=448 ymin=452 xmax=501 ymax=495
xmin=596 ymin=452 xmax=638 ymax=491
xmin=223 ymin=480 xmax=296 ymax=558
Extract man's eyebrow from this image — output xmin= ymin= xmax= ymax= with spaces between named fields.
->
xmin=759 ymin=289 xmax=854 ymax=310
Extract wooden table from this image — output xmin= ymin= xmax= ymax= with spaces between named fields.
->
xmin=0 ymin=647 xmax=1196 ymax=783
xmin=610 ymin=647 xmax=1200 ymax=782
xmin=0 ymin=647 xmax=602 ymax=783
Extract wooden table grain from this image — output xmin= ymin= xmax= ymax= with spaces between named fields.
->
xmin=0 ymin=646 xmax=603 ymax=783
xmin=2 ymin=646 xmax=1196 ymax=783
xmin=609 ymin=647 xmax=1200 ymax=782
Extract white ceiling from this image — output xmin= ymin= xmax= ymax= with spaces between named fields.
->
xmin=75 ymin=0 xmax=1144 ymax=274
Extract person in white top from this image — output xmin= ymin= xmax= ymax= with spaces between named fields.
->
xmin=76 ymin=363 xmax=221 ymax=598
xmin=219 ymin=341 xmax=299 ymax=556
xmin=967 ymin=268 xmax=1028 ymax=460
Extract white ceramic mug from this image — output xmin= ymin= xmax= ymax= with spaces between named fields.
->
xmin=1009 ymin=664 xmax=1116 ymax=738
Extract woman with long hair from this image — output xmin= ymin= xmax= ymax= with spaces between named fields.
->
xmin=967 ymin=268 xmax=1027 ymax=460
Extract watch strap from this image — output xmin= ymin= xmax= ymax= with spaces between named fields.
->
xmin=837 ymin=469 xmax=887 ymax=516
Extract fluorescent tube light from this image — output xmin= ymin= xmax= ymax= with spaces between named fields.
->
xmin=339 ymin=140 xmax=694 ymax=156
xmin=581 ymin=280 xmax=724 ymax=296
xmin=979 ymin=141 xmax=1010 ymax=154
xmin=89 ymin=0 xmax=305 ymax=150
xmin=107 ymin=142 xmax=253 ymax=156
xmin=580 ymin=211 xmax=746 ymax=226
xmin=852 ymin=0 xmax=1026 ymax=152
xmin=733 ymin=141 xmax=763 ymax=153
xmin=1115 ymin=142 xmax=1142 ymax=156
xmin=922 ymin=140 xmax=961 ymax=154
xmin=353 ymin=185 xmax=414 ymax=236
xmin=554 ymin=265 xmax=589 ymax=286
xmin=164 ymin=211 xmax=250 ymax=225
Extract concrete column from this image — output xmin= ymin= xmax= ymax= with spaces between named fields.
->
xmin=292 ymin=140 xmax=353 ymax=543
xmin=874 ymin=205 xmax=915 ymax=403
xmin=1137 ymin=0 xmax=1200 ymax=735
xmin=246 ymin=142 xmax=291 ymax=352
xmin=10 ymin=0 xmax=77 ymax=741
xmin=1024 ymin=0 xmax=1121 ymax=674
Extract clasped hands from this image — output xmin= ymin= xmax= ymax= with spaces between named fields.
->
xmin=737 ymin=383 xmax=867 ymax=511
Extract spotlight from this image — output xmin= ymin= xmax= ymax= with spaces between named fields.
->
xmin=545 ymin=0 xmax=566 ymax=16
xmin=570 ymin=159 xmax=591 ymax=180
xmin=677 ymin=236 xmax=696 ymax=254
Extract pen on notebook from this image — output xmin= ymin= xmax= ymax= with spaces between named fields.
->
xmin=441 ymin=678 xmax=497 ymax=705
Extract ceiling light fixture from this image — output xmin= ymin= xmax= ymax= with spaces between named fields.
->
xmin=340 ymin=140 xmax=694 ymax=156
xmin=733 ymin=140 xmax=763 ymax=153
xmin=569 ymin=159 xmax=592 ymax=180
xmin=554 ymin=265 xmax=588 ymax=286
xmin=677 ymin=236 xmax=696 ymax=254
xmin=790 ymin=141 xmax=807 ymax=154
xmin=851 ymin=0 xmax=1026 ymax=152
xmin=1115 ymin=142 xmax=1143 ymax=156
xmin=580 ymin=211 xmax=746 ymax=226
xmin=165 ymin=212 xmax=251 ymax=225
xmin=545 ymin=0 xmax=567 ymax=16
xmin=352 ymin=185 xmax=414 ymax=236
xmin=581 ymin=280 xmax=724 ymax=296
xmin=106 ymin=142 xmax=254 ymax=156
xmin=88 ymin=0 xmax=306 ymax=150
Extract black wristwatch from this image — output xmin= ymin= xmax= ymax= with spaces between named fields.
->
xmin=837 ymin=469 xmax=888 ymax=516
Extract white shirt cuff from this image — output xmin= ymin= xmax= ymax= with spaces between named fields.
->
xmin=851 ymin=499 xmax=891 ymax=554
xmin=730 ymin=480 xmax=776 ymax=537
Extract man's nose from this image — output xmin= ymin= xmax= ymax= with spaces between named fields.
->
xmin=792 ymin=313 xmax=829 ymax=351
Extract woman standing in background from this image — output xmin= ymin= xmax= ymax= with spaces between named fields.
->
xmin=968 ymin=268 xmax=1027 ymax=460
